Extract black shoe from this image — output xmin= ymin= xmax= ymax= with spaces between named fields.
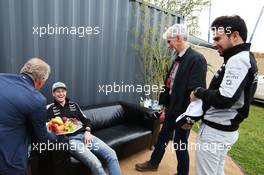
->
xmin=135 ymin=161 xmax=159 ymax=172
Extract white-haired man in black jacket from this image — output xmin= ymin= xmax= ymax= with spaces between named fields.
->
xmin=136 ymin=23 xmax=207 ymax=175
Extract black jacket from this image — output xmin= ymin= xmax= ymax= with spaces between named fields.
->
xmin=195 ymin=43 xmax=258 ymax=131
xmin=47 ymin=98 xmax=92 ymax=133
xmin=159 ymin=47 xmax=207 ymax=118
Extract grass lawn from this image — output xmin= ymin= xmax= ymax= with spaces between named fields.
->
xmin=192 ymin=104 xmax=264 ymax=175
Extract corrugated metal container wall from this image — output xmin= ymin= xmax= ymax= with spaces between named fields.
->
xmin=0 ymin=0 xmax=182 ymax=106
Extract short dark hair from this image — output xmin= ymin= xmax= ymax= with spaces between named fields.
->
xmin=211 ymin=15 xmax=248 ymax=42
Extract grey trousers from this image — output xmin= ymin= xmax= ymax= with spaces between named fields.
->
xmin=195 ymin=123 xmax=239 ymax=175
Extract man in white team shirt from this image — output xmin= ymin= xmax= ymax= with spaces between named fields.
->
xmin=191 ymin=15 xmax=258 ymax=175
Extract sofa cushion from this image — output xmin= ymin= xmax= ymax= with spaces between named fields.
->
xmin=70 ymin=124 xmax=151 ymax=164
xmin=93 ymin=124 xmax=151 ymax=148
xmin=82 ymin=105 xmax=125 ymax=131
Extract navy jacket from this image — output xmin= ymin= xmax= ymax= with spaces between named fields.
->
xmin=0 ymin=73 xmax=57 ymax=175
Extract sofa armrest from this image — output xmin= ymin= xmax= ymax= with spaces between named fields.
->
xmin=119 ymin=101 xmax=159 ymax=128
xmin=119 ymin=101 xmax=160 ymax=148
xmin=120 ymin=101 xmax=157 ymax=119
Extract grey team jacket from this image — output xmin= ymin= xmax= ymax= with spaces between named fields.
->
xmin=195 ymin=43 xmax=258 ymax=131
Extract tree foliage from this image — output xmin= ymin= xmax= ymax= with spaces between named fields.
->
xmin=144 ymin=0 xmax=210 ymax=35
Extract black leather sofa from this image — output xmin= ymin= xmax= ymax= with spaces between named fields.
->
xmin=30 ymin=101 xmax=160 ymax=175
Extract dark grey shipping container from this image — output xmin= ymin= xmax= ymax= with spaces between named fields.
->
xmin=0 ymin=0 xmax=183 ymax=106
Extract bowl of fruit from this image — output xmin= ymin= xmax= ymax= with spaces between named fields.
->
xmin=47 ymin=116 xmax=82 ymax=135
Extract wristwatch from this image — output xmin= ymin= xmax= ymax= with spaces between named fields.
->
xmin=85 ymin=127 xmax=91 ymax=132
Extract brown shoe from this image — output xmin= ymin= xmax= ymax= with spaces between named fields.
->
xmin=135 ymin=161 xmax=158 ymax=172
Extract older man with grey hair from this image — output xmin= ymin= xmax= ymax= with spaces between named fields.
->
xmin=135 ymin=24 xmax=207 ymax=175
xmin=0 ymin=58 xmax=65 ymax=175
xmin=20 ymin=58 xmax=51 ymax=90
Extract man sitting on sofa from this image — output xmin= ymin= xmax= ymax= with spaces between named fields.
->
xmin=47 ymin=82 xmax=122 ymax=175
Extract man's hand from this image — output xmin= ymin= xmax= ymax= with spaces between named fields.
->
xmin=160 ymin=106 xmax=167 ymax=113
xmin=177 ymin=116 xmax=198 ymax=130
xmin=190 ymin=91 xmax=198 ymax=102
xmin=181 ymin=123 xmax=192 ymax=130
xmin=84 ymin=131 xmax=92 ymax=144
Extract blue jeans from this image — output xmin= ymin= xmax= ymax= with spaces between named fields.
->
xmin=150 ymin=115 xmax=190 ymax=175
xmin=69 ymin=133 xmax=122 ymax=175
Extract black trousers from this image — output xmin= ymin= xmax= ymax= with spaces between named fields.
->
xmin=150 ymin=114 xmax=190 ymax=175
